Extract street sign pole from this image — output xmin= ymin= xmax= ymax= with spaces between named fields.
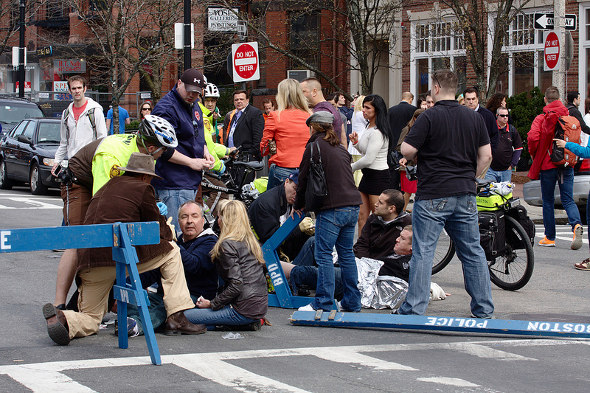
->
xmin=553 ymin=0 xmax=566 ymax=98
xmin=183 ymin=0 xmax=191 ymax=70
xmin=18 ymin=0 xmax=25 ymax=98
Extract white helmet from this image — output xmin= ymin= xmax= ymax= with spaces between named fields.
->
xmin=204 ymin=83 xmax=220 ymax=98
xmin=138 ymin=115 xmax=178 ymax=148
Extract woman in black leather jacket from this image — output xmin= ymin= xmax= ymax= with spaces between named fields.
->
xmin=184 ymin=200 xmax=267 ymax=329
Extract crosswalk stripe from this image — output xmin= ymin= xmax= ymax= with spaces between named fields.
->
xmin=0 ymin=339 xmax=578 ymax=392
xmin=175 ymin=355 xmax=310 ymax=393
xmin=417 ymin=376 xmax=479 ymax=387
xmin=0 ymin=196 xmax=61 ymax=209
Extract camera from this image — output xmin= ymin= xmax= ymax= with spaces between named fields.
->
xmin=405 ymin=165 xmax=418 ymax=181
xmin=54 ymin=165 xmax=73 ymax=184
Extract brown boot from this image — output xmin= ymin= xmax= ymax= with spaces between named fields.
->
xmin=164 ymin=311 xmax=207 ymax=335
xmin=43 ymin=303 xmax=70 ymax=345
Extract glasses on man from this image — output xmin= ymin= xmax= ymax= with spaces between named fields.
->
xmin=497 ymin=114 xmax=509 ymax=118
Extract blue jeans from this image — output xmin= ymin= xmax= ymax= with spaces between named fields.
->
xmin=539 ymin=167 xmax=581 ymax=240
xmin=184 ymin=305 xmax=256 ymax=329
xmin=289 ymin=266 xmax=344 ymax=300
xmin=485 ymin=168 xmax=512 ymax=182
xmin=267 ymin=164 xmax=297 ymax=190
xmin=292 ymin=237 xmax=316 ymax=267
xmin=155 ymin=189 xmax=198 ymax=235
xmin=312 ymin=206 xmax=361 ymax=311
xmin=398 ymin=195 xmax=494 ymax=318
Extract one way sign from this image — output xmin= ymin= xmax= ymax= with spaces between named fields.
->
xmin=534 ymin=13 xmax=577 ymax=31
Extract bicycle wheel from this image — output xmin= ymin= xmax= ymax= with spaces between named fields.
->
xmin=488 ymin=215 xmax=534 ymax=291
xmin=432 ymin=229 xmax=455 ymax=274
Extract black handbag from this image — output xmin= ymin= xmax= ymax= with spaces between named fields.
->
xmin=305 ymin=141 xmax=328 ymax=211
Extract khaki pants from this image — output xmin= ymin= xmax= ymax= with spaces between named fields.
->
xmin=63 ymin=243 xmax=194 ymax=339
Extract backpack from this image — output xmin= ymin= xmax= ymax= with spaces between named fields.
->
xmin=63 ymin=106 xmax=97 ymax=143
xmin=550 ymin=115 xmax=580 ymax=167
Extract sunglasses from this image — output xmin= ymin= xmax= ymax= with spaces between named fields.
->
xmin=497 ymin=114 xmax=508 ymax=118
xmin=141 ymin=107 xmax=151 ymax=111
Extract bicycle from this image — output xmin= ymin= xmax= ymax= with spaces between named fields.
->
xmin=200 ymin=148 xmax=264 ymax=225
xmin=431 ymin=182 xmax=535 ymax=291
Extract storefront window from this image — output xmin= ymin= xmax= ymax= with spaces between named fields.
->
xmin=513 ymin=52 xmax=534 ymax=94
xmin=417 ymin=58 xmax=429 ymax=95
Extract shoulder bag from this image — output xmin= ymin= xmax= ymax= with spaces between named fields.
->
xmin=305 ymin=141 xmax=328 ymax=211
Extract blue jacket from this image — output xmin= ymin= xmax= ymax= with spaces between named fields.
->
xmin=177 ymin=229 xmax=219 ymax=299
xmin=565 ymin=141 xmax=590 ymax=159
xmin=152 ymin=87 xmax=205 ymax=189
xmin=138 ymin=229 xmax=218 ymax=299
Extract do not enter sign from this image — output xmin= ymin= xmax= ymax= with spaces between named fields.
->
xmin=544 ymin=31 xmax=560 ymax=71
xmin=232 ymin=42 xmax=260 ymax=82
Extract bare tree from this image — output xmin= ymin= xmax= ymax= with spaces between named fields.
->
xmin=201 ymin=0 xmax=406 ymax=95
xmin=441 ymin=0 xmax=533 ymax=98
xmin=68 ymin=0 xmax=181 ymax=124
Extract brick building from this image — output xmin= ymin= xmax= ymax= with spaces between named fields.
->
xmin=0 ymin=1 xmax=351 ymax=117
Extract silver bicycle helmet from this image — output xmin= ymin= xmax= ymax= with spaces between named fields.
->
xmin=138 ymin=114 xmax=178 ymax=148
xmin=204 ymin=83 xmax=220 ymax=98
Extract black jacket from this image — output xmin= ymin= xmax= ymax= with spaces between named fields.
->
xmin=295 ymin=132 xmax=362 ymax=212
xmin=354 ymin=212 xmax=412 ymax=261
xmin=477 ymin=106 xmax=499 ymax=151
xmin=566 ymin=104 xmax=590 ymax=135
xmin=248 ymin=184 xmax=287 ymax=243
xmin=210 ymin=239 xmax=268 ymax=319
xmin=388 ymin=101 xmax=417 ymax=147
xmin=222 ymin=105 xmax=265 ymax=160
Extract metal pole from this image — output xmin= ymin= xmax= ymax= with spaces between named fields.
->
xmin=18 ymin=0 xmax=26 ymax=98
xmin=553 ymin=0 xmax=566 ymax=100
xmin=183 ymin=0 xmax=191 ymax=70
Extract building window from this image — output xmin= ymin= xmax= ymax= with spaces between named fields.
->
xmin=411 ymin=19 xmax=465 ymax=97
xmin=415 ymin=21 xmax=464 ymax=55
xmin=290 ymin=11 xmax=320 ymax=70
xmin=501 ymin=9 xmax=551 ymax=96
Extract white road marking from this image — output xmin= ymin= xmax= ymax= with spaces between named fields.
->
xmin=0 ymin=195 xmax=61 ymax=209
xmin=417 ymin=376 xmax=479 ymax=387
xmin=0 ymin=339 xmax=582 ymax=392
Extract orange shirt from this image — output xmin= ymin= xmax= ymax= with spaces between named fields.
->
xmin=260 ymin=109 xmax=310 ymax=168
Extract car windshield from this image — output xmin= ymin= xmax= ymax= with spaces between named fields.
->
xmin=37 ymin=122 xmax=61 ymax=143
xmin=0 ymin=104 xmax=44 ymax=124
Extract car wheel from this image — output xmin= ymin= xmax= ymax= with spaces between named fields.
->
xmin=30 ymin=163 xmax=48 ymax=195
xmin=0 ymin=159 xmax=13 ymax=190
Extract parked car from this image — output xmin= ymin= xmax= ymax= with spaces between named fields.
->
xmin=0 ymin=97 xmax=45 ymax=135
xmin=0 ymin=118 xmax=61 ymax=194
xmin=523 ymin=159 xmax=590 ymax=223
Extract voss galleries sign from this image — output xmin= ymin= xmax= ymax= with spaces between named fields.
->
xmin=208 ymin=8 xmax=239 ymax=32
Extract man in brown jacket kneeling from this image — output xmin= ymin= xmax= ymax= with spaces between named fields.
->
xmin=43 ymin=153 xmax=205 ymax=345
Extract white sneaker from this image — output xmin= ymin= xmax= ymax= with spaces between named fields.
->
xmin=298 ymin=304 xmax=315 ymax=311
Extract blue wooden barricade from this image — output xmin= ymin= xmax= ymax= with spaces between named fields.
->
xmin=290 ymin=311 xmax=590 ymax=339
xmin=262 ymin=213 xmax=336 ymax=309
xmin=0 ymin=222 xmax=162 ymax=365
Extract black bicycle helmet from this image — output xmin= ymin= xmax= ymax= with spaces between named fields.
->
xmin=137 ymin=114 xmax=178 ymax=148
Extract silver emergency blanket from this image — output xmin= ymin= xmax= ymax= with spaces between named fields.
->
xmin=356 ymin=257 xmax=408 ymax=311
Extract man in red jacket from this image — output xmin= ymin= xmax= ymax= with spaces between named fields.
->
xmin=527 ymin=86 xmax=582 ymax=249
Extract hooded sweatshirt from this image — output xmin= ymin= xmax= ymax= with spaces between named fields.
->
xmin=527 ymin=99 xmax=568 ymax=180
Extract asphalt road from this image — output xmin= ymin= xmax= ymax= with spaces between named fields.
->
xmin=0 ymin=187 xmax=589 ymax=393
